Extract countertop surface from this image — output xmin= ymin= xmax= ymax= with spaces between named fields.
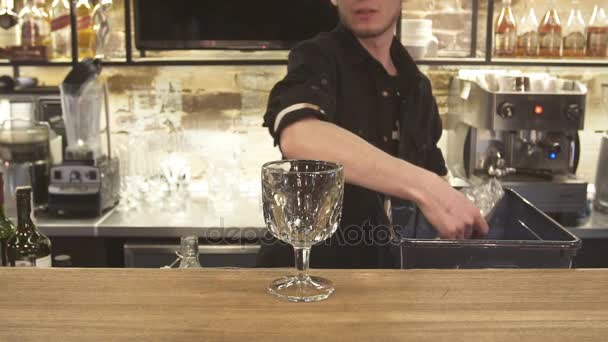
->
xmin=568 ymin=210 xmax=608 ymax=239
xmin=35 ymin=199 xmax=608 ymax=240
xmin=1 ymin=268 xmax=607 ymax=341
xmin=36 ymin=195 xmax=268 ymax=238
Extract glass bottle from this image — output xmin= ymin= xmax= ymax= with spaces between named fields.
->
xmin=49 ymin=0 xmax=70 ymax=59
xmin=6 ymin=186 xmax=52 ymax=267
xmin=19 ymin=0 xmax=49 ymax=47
xmin=178 ymin=236 xmax=201 ymax=268
xmin=538 ymin=0 xmax=563 ymax=57
xmin=516 ymin=0 xmax=540 ymax=57
xmin=494 ymin=0 xmax=517 ymax=57
xmin=76 ymin=0 xmax=94 ymax=59
xmin=0 ymin=173 xmax=16 ymax=266
xmin=0 ymin=0 xmax=19 ymax=51
xmin=35 ymin=0 xmax=50 ymax=48
xmin=91 ymin=0 xmax=111 ymax=58
xmin=99 ymin=0 xmax=124 ymax=58
xmin=563 ymin=0 xmax=587 ymax=57
xmin=19 ymin=0 xmax=38 ymax=46
xmin=586 ymin=4 xmax=608 ymax=57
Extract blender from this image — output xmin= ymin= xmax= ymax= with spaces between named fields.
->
xmin=47 ymin=59 xmax=120 ymax=217
xmin=0 ymin=119 xmax=51 ymax=216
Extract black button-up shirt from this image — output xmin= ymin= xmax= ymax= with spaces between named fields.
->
xmin=261 ymin=24 xmax=447 ymax=268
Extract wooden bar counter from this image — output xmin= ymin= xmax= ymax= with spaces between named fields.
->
xmin=1 ymin=268 xmax=608 ymax=341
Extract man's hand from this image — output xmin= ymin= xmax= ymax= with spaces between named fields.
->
xmin=280 ymin=119 xmax=489 ymax=240
xmin=415 ymin=172 xmax=489 ymax=239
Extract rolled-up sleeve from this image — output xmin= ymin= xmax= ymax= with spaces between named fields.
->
xmin=263 ymin=42 xmax=337 ymax=146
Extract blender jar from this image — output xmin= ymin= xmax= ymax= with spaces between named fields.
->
xmin=60 ymin=60 xmax=104 ymax=162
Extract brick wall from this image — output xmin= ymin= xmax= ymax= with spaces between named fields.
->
xmin=14 ymin=0 xmax=607 ymax=188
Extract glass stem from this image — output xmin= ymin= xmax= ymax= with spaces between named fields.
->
xmin=294 ymin=247 xmax=311 ymax=281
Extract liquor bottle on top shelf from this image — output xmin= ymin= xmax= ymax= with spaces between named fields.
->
xmin=0 ymin=173 xmax=16 ymax=267
xmin=516 ymin=0 xmax=540 ymax=57
xmin=538 ymin=0 xmax=563 ymax=57
xmin=19 ymin=0 xmax=49 ymax=48
xmin=6 ymin=186 xmax=52 ymax=267
xmin=35 ymin=0 xmax=50 ymax=46
xmin=494 ymin=0 xmax=517 ymax=57
xmin=76 ymin=0 xmax=95 ymax=59
xmin=563 ymin=0 xmax=587 ymax=57
xmin=49 ymin=0 xmax=70 ymax=59
xmin=91 ymin=0 xmax=111 ymax=58
xmin=586 ymin=4 xmax=608 ymax=57
xmin=95 ymin=0 xmax=124 ymax=59
xmin=0 ymin=0 xmax=20 ymax=54
xmin=19 ymin=0 xmax=37 ymax=46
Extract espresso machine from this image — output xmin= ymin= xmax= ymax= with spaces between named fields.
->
xmin=47 ymin=59 xmax=120 ymax=217
xmin=596 ymin=135 xmax=608 ymax=213
xmin=447 ymin=71 xmax=588 ymax=223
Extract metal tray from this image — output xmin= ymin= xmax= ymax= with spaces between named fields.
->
xmin=391 ymin=188 xmax=581 ymax=269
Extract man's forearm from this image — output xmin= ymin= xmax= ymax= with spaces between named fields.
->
xmin=279 ymin=118 xmax=435 ymax=205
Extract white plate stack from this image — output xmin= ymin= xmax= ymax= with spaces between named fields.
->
xmin=400 ymin=19 xmax=438 ymax=60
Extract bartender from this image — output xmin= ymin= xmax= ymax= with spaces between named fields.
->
xmin=258 ymin=0 xmax=489 ymax=268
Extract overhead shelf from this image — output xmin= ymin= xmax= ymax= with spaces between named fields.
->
xmin=3 ymin=0 xmax=607 ymax=72
xmin=402 ymin=57 xmax=608 ymax=68
xmin=0 ymin=60 xmax=72 ymax=67
xmin=489 ymin=58 xmax=608 ymax=68
xmin=1 ymin=57 xmax=606 ymax=68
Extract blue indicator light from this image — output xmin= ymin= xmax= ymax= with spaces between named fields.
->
xmin=549 ymin=152 xmax=557 ymax=160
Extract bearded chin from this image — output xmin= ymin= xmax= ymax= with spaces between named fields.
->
xmin=340 ymin=10 xmax=400 ymax=39
xmin=352 ymin=27 xmax=384 ymax=39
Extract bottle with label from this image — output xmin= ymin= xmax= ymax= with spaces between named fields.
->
xmin=19 ymin=0 xmax=49 ymax=47
xmin=563 ymin=0 xmax=587 ymax=57
xmin=6 ymin=186 xmax=51 ymax=267
xmin=538 ymin=0 xmax=562 ymax=57
xmin=0 ymin=173 xmax=16 ymax=266
xmin=35 ymin=0 xmax=50 ymax=47
xmin=76 ymin=0 xmax=94 ymax=59
xmin=516 ymin=0 xmax=540 ymax=57
xmin=19 ymin=0 xmax=37 ymax=46
xmin=494 ymin=0 xmax=517 ymax=57
xmin=0 ymin=0 xmax=20 ymax=52
xmin=586 ymin=4 xmax=608 ymax=57
xmin=49 ymin=0 xmax=70 ymax=59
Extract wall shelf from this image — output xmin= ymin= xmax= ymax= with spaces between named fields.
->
xmin=5 ymin=0 xmax=608 ymax=76
xmin=101 ymin=59 xmax=289 ymax=67
xmin=0 ymin=61 xmax=72 ymax=67
xmin=3 ymin=58 xmax=607 ymax=69
xmin=416 ymin=58 xmax=608 ymax=68
xmin=487 ymin=59 xmax=608 ymax=68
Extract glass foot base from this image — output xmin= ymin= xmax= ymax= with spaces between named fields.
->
xmin=268 ymin=275 xmax=335 ymax=302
